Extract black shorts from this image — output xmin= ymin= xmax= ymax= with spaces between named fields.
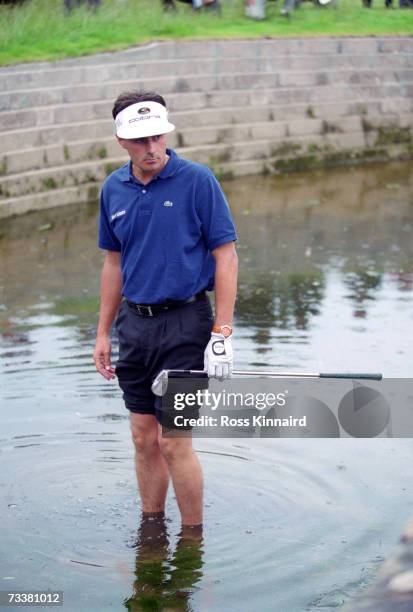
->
xmin=115 ymin=294 xmax=213 ymax=421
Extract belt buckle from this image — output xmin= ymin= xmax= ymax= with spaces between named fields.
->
xmin=136 ymin=304 xmax=153 ymax=317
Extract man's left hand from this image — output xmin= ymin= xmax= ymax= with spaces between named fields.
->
xmin=204 ymin=332 xmax=233 ymax=380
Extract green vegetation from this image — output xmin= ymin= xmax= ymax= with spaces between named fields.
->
xmin=96 ymin=146 xmax=108 ymax=159
xmin=42 ymin=177 xmax=58 ymax=189
xmin=0 ymin=158 xmax=7 ymax=176
xmin=208 ymin=163 xmax=235 ymax=179
xmin=104 ymin=162 xmax=119 ymax=176
xmin=0 ymin=0 xmax=412 ymax=66
xmin=375 ymin=125 xmax=412 ymax=145
xmin=270 ymin=143 xmax=395 ymax=172
xmin=51 ymin=295 xmax=99 ymax=316
xmin=271 ymin=141 xmax=302 ymax=156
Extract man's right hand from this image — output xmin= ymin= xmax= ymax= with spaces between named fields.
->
xmin=93 ymin=335 xmax=116 ymax=380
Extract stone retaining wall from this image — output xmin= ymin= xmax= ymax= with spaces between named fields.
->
xmin=0 ymin=37 xmax=412 ymax=218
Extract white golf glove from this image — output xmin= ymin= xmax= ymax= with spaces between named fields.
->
xmin=204 ymin=329 xmax=233 ymax=380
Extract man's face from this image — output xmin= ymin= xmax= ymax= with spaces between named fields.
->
xmin=117 ymin=134 xmax=168 ymax=177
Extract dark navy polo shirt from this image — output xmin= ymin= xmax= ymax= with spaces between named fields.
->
xmin=98 ymin=149 xmax=237 ymax=304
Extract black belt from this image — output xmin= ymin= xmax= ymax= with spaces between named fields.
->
xmin=126 ymin=291 xmax=206 ymax=317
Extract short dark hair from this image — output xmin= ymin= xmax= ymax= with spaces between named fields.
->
xmin=112 ymin=91 xmax=167 ymax=120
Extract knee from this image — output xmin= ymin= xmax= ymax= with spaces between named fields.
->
xmin=131 ymin=427 xmax=159 ymax=456
xmin=158 ymin=437 xmax=191 ymax=464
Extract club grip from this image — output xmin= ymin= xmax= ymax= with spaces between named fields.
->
xmin=319 ymin=372 xmax=382 ymax=381
xmin=167 ymin=370 xmax=208 ymax=379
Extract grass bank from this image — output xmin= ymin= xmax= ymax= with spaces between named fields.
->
xmin=0 ymin=0 xmax=412 ymax=66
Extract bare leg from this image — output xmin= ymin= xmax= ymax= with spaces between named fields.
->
xmin=130 ymin=414 xmax=170 ymax=513
xmin=159 ymin=436 xmax=203 ymax=526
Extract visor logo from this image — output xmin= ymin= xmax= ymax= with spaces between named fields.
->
xmin=138 ymin=107 xmax=151 ymax=115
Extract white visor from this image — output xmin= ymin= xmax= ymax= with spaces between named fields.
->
xmin=115 ymin=101 xmax=175 ymax=139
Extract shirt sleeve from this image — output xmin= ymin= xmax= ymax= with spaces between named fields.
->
xmin=98 ymin=186 xmax=121 ymax=252
xmin=196 ymin=171 xmax=237 ymax=251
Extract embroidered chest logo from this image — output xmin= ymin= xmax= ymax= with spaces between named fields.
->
xmin=163 ymin=200 xmax=174 ymax=207
xmin=111 ymin=210 xmax=126 ymax=221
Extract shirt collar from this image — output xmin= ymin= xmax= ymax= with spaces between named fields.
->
xmin=118 ymin=148 xmax=180 ymax=183
xmin=157 ymin=148 xmax=180 ymax=179
xmin=118 ymin=162 xmax=131 ymax=183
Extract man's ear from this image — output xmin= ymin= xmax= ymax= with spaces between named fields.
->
xmin=116 ymin=136 xmax=126 ymax=150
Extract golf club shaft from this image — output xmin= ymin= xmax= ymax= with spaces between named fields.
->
xmin=165 ymin=369 xmax=383 ymax=381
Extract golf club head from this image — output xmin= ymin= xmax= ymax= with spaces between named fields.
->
xmin=151 ymin=369 xmax=208 ymax=397
xmin=152 ymin=370 xmax=169 ymax=397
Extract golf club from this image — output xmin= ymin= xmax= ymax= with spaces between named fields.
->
xmin=151 ymin=369 xmax=383 ymax=397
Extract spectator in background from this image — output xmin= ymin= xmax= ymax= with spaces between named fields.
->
xmin=363 ymin=0 xmax=413 ymax=6
xmin=280 ymin=0 xmax=301 ymax=16
xmin=64 ymin=0 xmax=100 ymax=12
xmin=162 ymin=0 xmax=220 ymax=12
xmin=362 ymin=0 xmax=393 ymax=6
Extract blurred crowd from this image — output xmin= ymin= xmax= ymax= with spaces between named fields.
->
xmin=363 ymin=0 xmax=413 ymax=6
xmin=159 ymin=0 xmax=413 ymax=15
xmin=1 ymin=0 xmax=411 ymax=13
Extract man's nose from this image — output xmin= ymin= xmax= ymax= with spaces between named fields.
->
xmin=146 ymin=137 xmax=158 ymax=151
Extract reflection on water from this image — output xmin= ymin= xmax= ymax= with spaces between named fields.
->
xmin=343 ymin=269 xmax=382 ymax=319
xmin=125 ymin=516 xmax=203 ymax=611
xmin=0 ymin=161 xmax=413 ymax=611
xmin=237 ymin=270 xmax=325 ymax=349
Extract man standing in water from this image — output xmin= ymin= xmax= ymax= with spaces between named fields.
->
xmin=93 ymin=91 xmax=238 ymax=530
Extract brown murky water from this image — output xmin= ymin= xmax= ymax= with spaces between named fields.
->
xmin=0 ymin=161 xmax=412 ymax=611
